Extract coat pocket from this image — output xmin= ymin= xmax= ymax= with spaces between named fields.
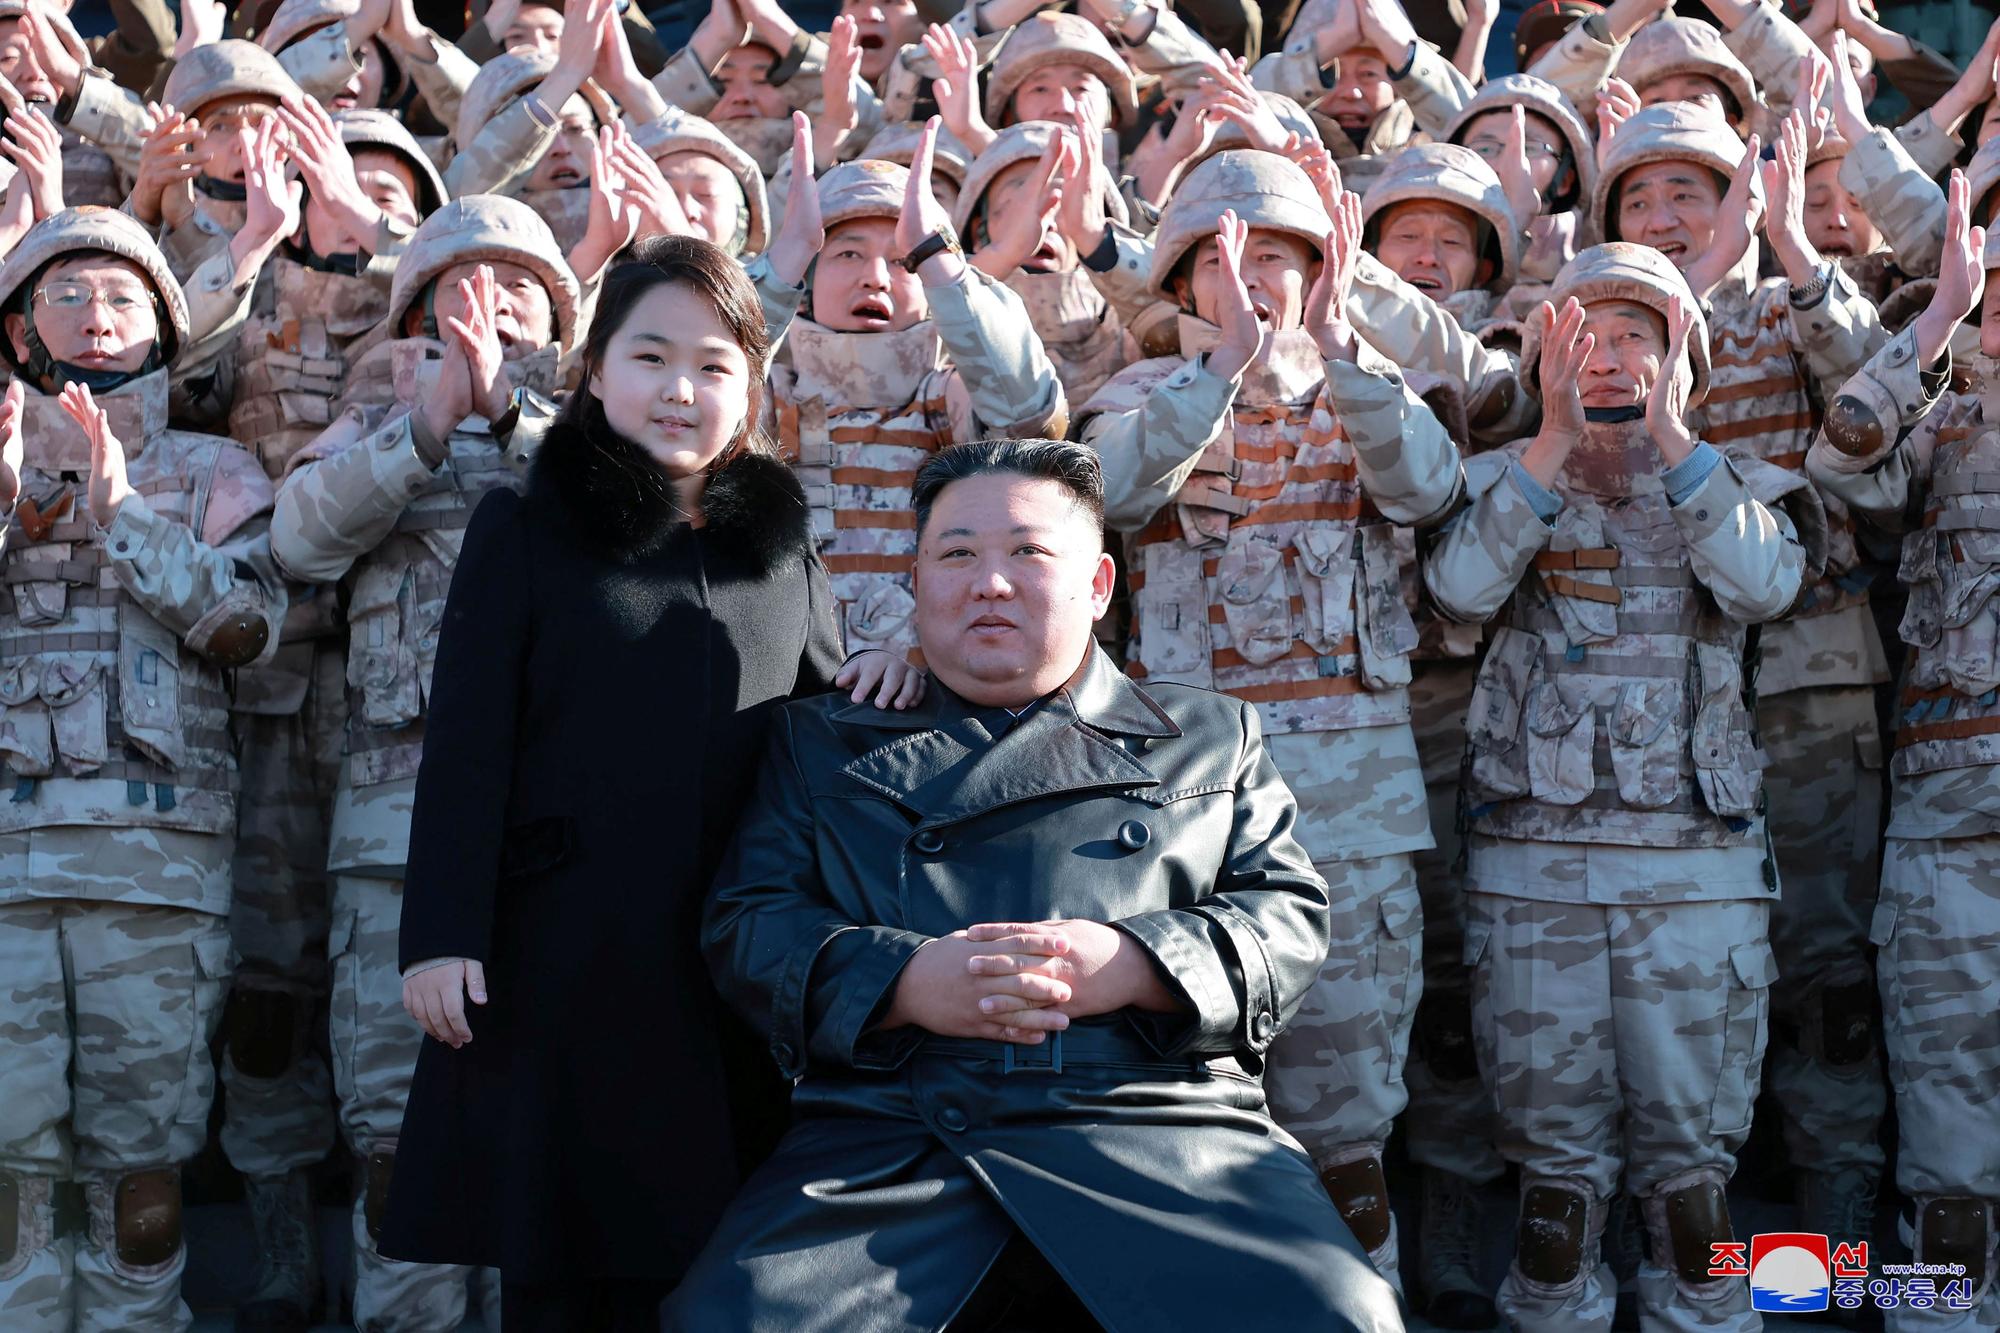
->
xmin=1464 ymin=625 xmax=1542 ymax=799
xmin=1940 ymin=531 xmax=2000 ymax=693
xmin=1526 ymin=682 xmax=1595 ymax=806
xmin=0 ymin=658 xmax=52 ymax=777
xmin=1292 ymin=525 xmax=1355 ymax=656
xmin=1607 ymin=680 xmax=1683 ymax=809
xmin=1214 ymin=536 xmax=1293 ymax=666
xmin=118 ymin=603 xmax=186 ymax=769
xmin=41 ymin=656 xmax=107 ymax=773
xmin=1897 ymin=530 xmax=1942 ymax=651
xmin=1692 ymin=642 xmax=1763 ymax=819
xmin=1134 ymin=542 xmax=1214 ymax=686
xmin=1709 ymin=938 xmax=1775 ymax=1137
xmin=1355 ymin=524 xmax=1419 ymax=690
xmin=345 ymin=564 xmax=420 ymax=730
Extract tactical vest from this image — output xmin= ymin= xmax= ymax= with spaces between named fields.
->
xmin=1459 ymin=460 xmax=1766 ymax=850
xmin=1119 ymin=328 xmax=1420 ymax=737
xmin=332 ymin=339 xmax=550 ymax=789
xmin=229 ymin=257 xmax=391 ymax=480
xmin=773 ymin=317 xmax=955 ymax=657
xmin=0 ymin=372 xmax=240 ymax=836
xmin=714 ymin=116 xmax=793 ymax=177
xmin=161 ymin=187 xmax=247 ymax=283
xmin=59 ymin=126 xmax=124 ymax=208
xmin=518 ymin=184 xmax=593 ymax=256
xmin=1700 ymin=280 xmax=1882 ymax=693
xmin=1004 ymin=266 xmax=1126 ymax=409
xmin=1890 ymin=393 xmax=2000 ymax=781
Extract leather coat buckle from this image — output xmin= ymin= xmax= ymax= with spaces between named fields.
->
xmin=1002 ymin=1030 xmax=1063 ymax=1075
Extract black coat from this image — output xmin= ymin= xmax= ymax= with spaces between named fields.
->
xmin=665 ymin=649 xmax=1404 ymax=1333
xmin=378 ymin=414 xmax=843 ymax=1285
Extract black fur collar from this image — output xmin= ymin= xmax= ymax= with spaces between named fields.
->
xmin=532 ymin=407 xmax=814 ymax=573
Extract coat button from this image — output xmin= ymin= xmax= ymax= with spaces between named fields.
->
xmin=1250 ymin=1010 xmax=1276 ymax=1044
xmin=1117 ymin=820 xmax=1150 ymax=851
xmin=912 ymin=830 xmax=945 ymax=854
xmin=937 ymin=1106 xmax=968 ymax=1133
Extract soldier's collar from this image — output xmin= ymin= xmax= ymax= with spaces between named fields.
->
xmin=1176 ymin=315 xmax=1325 ymax=405
xmin=786 ymin=315 xmax=946 ymax=409
xmin=19 ymin=368 xmax=169 ymax=472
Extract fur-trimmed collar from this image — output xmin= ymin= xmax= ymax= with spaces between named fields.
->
xmin=532 ymin=407 xmax=815 ymax=573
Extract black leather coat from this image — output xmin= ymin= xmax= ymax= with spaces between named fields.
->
xmin=666 ymin=647 xmax=1404 ymax=1333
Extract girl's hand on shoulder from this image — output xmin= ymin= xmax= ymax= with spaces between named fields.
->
xmin=402 ymin=959 xmax=488 ymax=1049
xmin=836 ymin=649 xmax=927 ymax=709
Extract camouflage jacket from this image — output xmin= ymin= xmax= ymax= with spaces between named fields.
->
xmin=1003 ymin=265 xmax=1131 ymax=409
xmin=1807 ymin=328 xmax=2000 ymax=841
xmin=278 ymin=24 xmax=480 ymax=131
xmin=1251 ymin=36 xmax=1473 ymax=143
xmin=654 ymin=29 xmax=883 ymax=142
xmin=1841 ymin=116 xmax=1976 ymax=282
xmin=0 ymin=370 xmax=283 ymax=911
xmin=766 ymin=265 xmax=1065 ymax=657
xmin=269 ymin=340 xmax=558 ymax=873
xmin=56 ymin=69 xmax=147 ymax=186
xmin=443 ymin=93 xmax=560 ymax=201
xmin=1426 ymin=440 xmax=1821 ymax=881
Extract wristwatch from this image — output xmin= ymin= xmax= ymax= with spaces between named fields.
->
xmin=899 ymin=225 xmax=963 ymax=273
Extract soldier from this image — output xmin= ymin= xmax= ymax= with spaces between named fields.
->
xmin=0 ymin=206 xmax=283 ymax=1331
xmin=1617 ymin=15 xmax=1758 ymax=130
xmin=763 ymin=120 xmax=1065 ymax=659
xmin=0 ymin=0 xmax=134 ymax=207
xmin=1077 ymin=149 xmax=1465 ymax=1290
xmin=1598 ymin=98 xmax=1897 ymax=1242
xmin=1442 ymin=73 xmax=1596 ymax=293
xmin=1359 ymin=142 xmax=1521 ymax=329
xmin=255 ymin=0 xmax=482 ymax=129
xmin=269 ymin=194 xmax=578 ymax=1333
xmin=1807 ymin=170 xmax=2000 ymax=1333
xmin=1426 ymin=242 xmax=1825 ymax=1333
xmin=445 ymin=49 xmax=610 ymax=249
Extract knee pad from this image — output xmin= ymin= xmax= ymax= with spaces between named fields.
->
xmin=224 ymin=982 xmax=305 ymax=1080
xmin=1514 ymin=1177 xmax=1599 ymax=1290
xmin=1413 ymin=986 xmax=1482 ymax=1085
xmin=86 ymin=1167 xmax=181 ymax=1276
xmin=0 ymin=1170 xmax=56 ymax=1281
xmin=363 ymin=1148 xmax=396 ymax=1245
xmin=1642 ymin=1168 xmax=1735 ymax=1296
xmin=1318 ymin=1146 xmax=1392 ymax=1254
xmin=1914 ymin=1196 xmax=1995 ymax=1301
xmin=1816 ymin=973 xmax=1879 ymax=1068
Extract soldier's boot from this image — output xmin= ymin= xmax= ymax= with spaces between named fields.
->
xmin=0 ymin=1170 xmax=72 ymax=1333
xmin=1638 ymin=1167 xmax=1757 ymax=1331
xmin=76 ymin=1166 xmax=187 ymax=1333
xmin=1807 ymin=1167 xmax=1885 ymax=1332
xmin=1417 ymin=1165 xmax=1498 ymax=1330
xmin=237 ymin=1170 xmax=320 ymax=1332
xmin=1496 ymin=1175 xmax=1616 ymax=1329
xmin=1319 ymin=1144 xmax=1403 ymax=1295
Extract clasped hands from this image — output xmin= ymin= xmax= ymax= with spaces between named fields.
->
xmin=881 ymin=918 xmax=1179 ymax=1045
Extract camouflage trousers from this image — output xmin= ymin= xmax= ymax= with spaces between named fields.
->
xmin=223 ymin=642 xmax=346 ymax=1180
xmin=1465 ymin=867 xmax=1774 ymax=1333
xmin=0 ymin=883 xmax=233 ymax=1333
xmin=1758 ymin=686 xmax=1889 ymax=1180
xmin=331 ymin=872 xmax=492 ymax=1332
xmin=1874 ymin=836 xmax=2000 ymax=1333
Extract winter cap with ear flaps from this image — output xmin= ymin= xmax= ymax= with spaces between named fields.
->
xmin=1444 ymin=74 xmax=1596 ymax=211
xmin=161 ymin=39 xmax=304 ymax=118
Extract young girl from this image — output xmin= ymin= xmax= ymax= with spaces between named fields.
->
xmin=381 ymin=236 xmax=921 ymax=1332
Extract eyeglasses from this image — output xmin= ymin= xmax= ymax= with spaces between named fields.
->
xmin=1463 ymin=137 xmax=1566 ymax=163
xmin=35 ymin=283 xmax=152 ymax=313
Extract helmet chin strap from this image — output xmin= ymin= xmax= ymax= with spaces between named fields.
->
xmin=287 ymin=234 xmax=366 ymax=276
xmin=1583 ymin=404 xmax=1644 ymax=423
xmin=19 ymin=299 xmax=161 ymax=395
xmin=198 ymin=174 xmax=248 ymax=202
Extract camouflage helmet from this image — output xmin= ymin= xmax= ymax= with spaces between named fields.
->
xmin=1180 ymin=92 xmax=1319 ymax=180
xmin=0 ymin=207 xmax=191 ymax=370
xmin=1615 ymin=17 xmax=1756 ymax=126
xmin=1967 ymin=134 xmax=2000 ymax=225
xmin=1547 ymin=241 xmax=1711 ymax=405
xmin=951 ymin=120 xmax=1129 ymax=235
xmin=639 ymin=106 xmax=771 ymax=255
xmin=863 ymin=120 xmax=972 ymax=190
xmin=818 ymin=158 xmax=910 ymax=232
xmin=333 ymin=108 xmax=447 ymax=217
xmin=384 ymin=195 xmax=580 ymax=348
xmin=984 ymin=12 xmax=1140 ymax=129
xmin=256 ymin=0 xmax=407 ymax=103
xmin=1513 ymin=0 xmax=1602 ymax=66
xmin=1592 ymin=102 xmax=1745 ymax=242
xmin=1362 ymin=144 xmax=1521 ymax=291
xmin=161 ymin=38 xmax=303 ymax=119
xmin=1985 ymin=225 xmax=2000 ymax=271
xmin=1150 ymin=150 xmax=1332 ymax=299
xmin=1443 ymin=73 xmax=1596 ymax=213
xmin=454 ymin=52 xmax=616 ymax=159
xmin=1806 ymin=127 xmax=1853 ymax=172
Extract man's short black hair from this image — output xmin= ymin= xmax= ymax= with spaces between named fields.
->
xmin=912 ymin=439 xmax=1106 ymax=540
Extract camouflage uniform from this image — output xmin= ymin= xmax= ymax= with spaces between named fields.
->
xmin=258 ymin=0 xmax=480 ymax=130
xmin=1808 ymin=304 xmax=2000 ymax=1332
xmin=765 ymin=158 xmax=1065 ymax=659
xmin=1426 ymin=244 xmax=1824 ymax=1333
xmin=268 ymin=197 xmax=575 ymax=1333
xmin=1078 ymin=151 xmax=1466 ymax=1288
xmin=0 ymin=209 xmax=283 ymax=1332
xmin=1595 ymin=104 xmax=1897 ymax=1231
xmin=1249 ymin=35 xmax=1471 ymax=195
xmin=1440 ymin=74 xmax=1598 ymax=294
xmin=0 ymin=1 xmax=133 ymax=208
xmin=652 ymin=25 xmax=880 ymax=177
xmin=1844 ymin=126 xmax=2000 ymax=284
xmin=952 ymin=121 xmax=1132 ymax=408
xmin=442 ymin=52 xmax=619 ymax=251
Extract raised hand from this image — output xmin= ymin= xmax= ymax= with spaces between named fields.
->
xmin=1199 ymin=74 xmax=1290 ymax=154
xmin=443 ymin=265 xmax=511 ymax=421
xmin=0 ymin=380 xmax=23 ymax=510
xmin=480 ymin=0 xmax=523 ymax=44
xmin=605 ymin=123 xmax=691 ymax=240
xmin=769 ymin=112 xmax=824 ymax=290
xmin=61 ymin=381 xmax=133 ymax=528
xmin=132 ymin=103 xmax=203 ymax=227
xmin=1206 ymin=209 xmax=1268 ymax=381
xmin=1823 ymin=29 xmax=1875 ymax=144
xmin=173 ymin=0 xmax=226 ymax=60
xmin=1519 ymin=297 xmax=1592 ymax=487
xmin=1914 ymin=169 xmax=1987 ymax=367
xmin=1645 ymin=293 xmax=1698 ymax=464
xmin=22 ymin=3 xmax=83 ymax=99
xmin=1683 ymin=132 xmax=1764 ymax=301
xmin=2 ymin=110 xmax=63 ymax=219
xmin=970 ymin=129 xmax=1064 ymax=279
xmin=1312 ymin=0 xmax=1365 ymax=62
xmin=1931 ymin=18 xmax=2000 ymax=139
xmin=1492 ymin=103 xmax=1542 ymax=225
xmin=346 ymin=0 xmax=393 ymax=47
xmin=686 ymin=0 xmax=746 ymax=71
xmin=570 ymin=127 xmax=637 ymax=284
xmin=1354 ymin=0 xmax=1420 ymax=63
xmin=1054 ymin=105 xmax=1109 ymax=258
xmin=591 ymin=0 xmax=665 ymax=117
xmin=1282 ymin=130 xmax=1345 ymax=220
xmin=421 ymin=312 xmax=477 ymax=444
xmin=816 ymin=15 xmax=864 ymax=169
xmin=895 ymin=117 xmax=963 ymax=284
xmin=1305 ymin=189 xmax=1364 ymax=360
xmin=235 ymin=117 xmax=303 ymax=275
xmin=279 ymin=93 xmax=382 ymax=244
xmin=924 ymin=23 xmax=995 ymax=157
xmin=1595 ymin=77 xmax=1640 ymax=172
xmin=1761 ymin=107 xmax=1820 ymax=285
